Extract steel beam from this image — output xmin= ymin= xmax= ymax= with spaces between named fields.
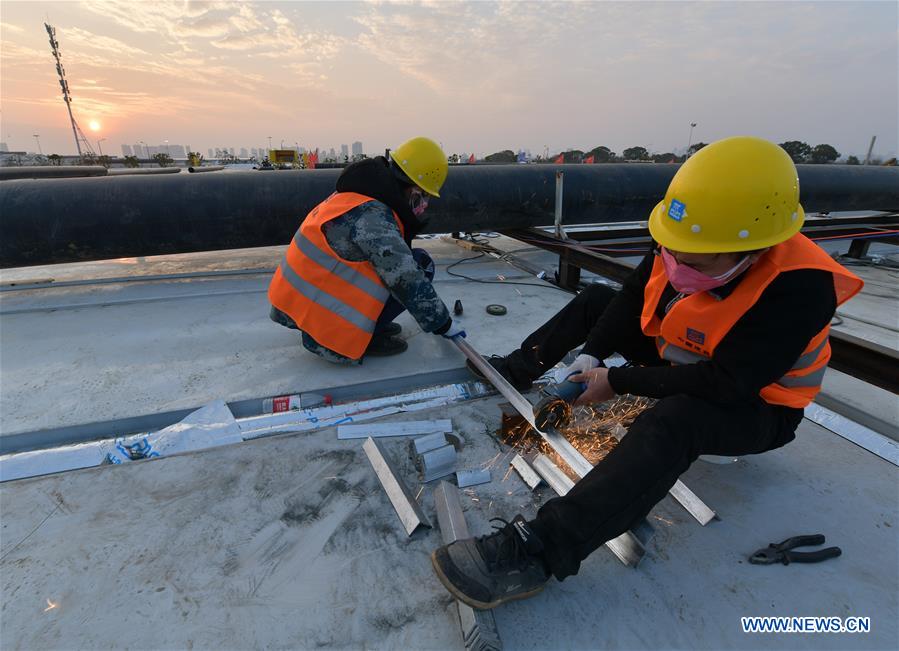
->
xmin=434 ymin=481 xmax=503 ymax=651
xmin=362 ymin=437 xmax=431 ymax=536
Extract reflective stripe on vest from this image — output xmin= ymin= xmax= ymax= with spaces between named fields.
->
xmin=292 ymin=232 xmax=389 ymax=304
xmin=268 ymin=191 xmax=406 ymax=359
xmin=277 ymin=260 xmax=377 ymax=334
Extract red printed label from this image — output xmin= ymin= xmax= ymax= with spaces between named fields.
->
xmin=272 ymin=396 xmax=291 ymax=413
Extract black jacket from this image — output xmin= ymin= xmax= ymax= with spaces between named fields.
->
xmin=584 ymin=247 xmax=837 ymax=409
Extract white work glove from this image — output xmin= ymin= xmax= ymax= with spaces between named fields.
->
xmin=439 ymin=318 xmax=467 ymax=339
xmin=552 ymin=353 xmax=600 ymax=383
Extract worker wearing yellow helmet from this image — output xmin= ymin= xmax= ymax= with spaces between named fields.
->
xmin=268 ymin=136 xmax=464 ymax=363
xmin=432 ymin=136 xmax=864 ymax=609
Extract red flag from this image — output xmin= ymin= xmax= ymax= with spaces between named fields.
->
xmin=554 ymin=154 xmax=564 ymax=164
xmin=308 ymin=149 xmax=318 ymax=169
xmin=468 ymin=153 xmax=476 ymax=164
xmin=583 ymin=155 xmax=595 ymax=164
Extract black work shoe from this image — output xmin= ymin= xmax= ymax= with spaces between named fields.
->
xmin=466 ymin=356 xmax=533 ymax=392
xmin=365 ymin=334 xmax=408 ymax=357
xmin=374 ymin=322 xmax=402 ymax=336
xmin=431 ymin=515 xmax=549 ymax=610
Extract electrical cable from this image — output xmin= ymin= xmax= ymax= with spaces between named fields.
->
xmin=444 ymin=252 xmax=573 ymax=292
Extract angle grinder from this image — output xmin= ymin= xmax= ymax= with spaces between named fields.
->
xmin=533 ymin=373 xmax=587 ymax=430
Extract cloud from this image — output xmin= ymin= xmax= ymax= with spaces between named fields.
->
xmin=1 ymin=21 xmax=25 ymax=33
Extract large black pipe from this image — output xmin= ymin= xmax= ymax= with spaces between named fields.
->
xmin=1 ymin=164 xmax=897 ymax=267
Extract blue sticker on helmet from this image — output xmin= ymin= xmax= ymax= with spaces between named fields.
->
xmin=668 ymin=199 xmax=686 ymax=222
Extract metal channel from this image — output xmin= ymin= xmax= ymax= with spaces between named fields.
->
xmin=362 ymin=437 xmax=431 ymax=536
xmin=453 ymin=337 xmax=645 ymax=567
xmin=805 ymin=404 xmax=899 ymax=467
xmin=434 ymin=481 xmax=503 ymax=651
xmin=510 ymin=454 xmax=543 ymax=490
xmin=668 ymin=480 xmax=717 ymax=525
xmin=532 ymin=454 xmax=575 ymax=495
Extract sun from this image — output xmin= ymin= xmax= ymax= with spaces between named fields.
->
xmin=88 ymin=120 xmax=101 ymax=131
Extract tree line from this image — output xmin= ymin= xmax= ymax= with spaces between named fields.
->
xmin=484 ymin=141 xmax=853 ymax=164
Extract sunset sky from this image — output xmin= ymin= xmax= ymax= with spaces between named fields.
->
xmin=1 ymin=0 xmax=896 ymax=158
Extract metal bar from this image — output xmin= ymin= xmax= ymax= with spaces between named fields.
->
xmin=804 ymin=404 xmax=899 ymax=467
xmin=362 ymin=437 xmax=431 ymax=536
xmin=433 ymin=481 xmax=503 ymax=651
xmin=456 ymin=469 xmax=491 ymax=488
xmin=510 ymin=454 xmax=543 ymax=490
xmin=413 ymin=432 xmax=450 ymax=455
xmin=531 ymin=454 xmax=575 ymax=494
xmin=421 ymin=444 xmax=457 ymax=482
xmin=452 ymin=338 xmax=645 ymax=567
xmin=337 ymin=419 xmax=452 ymax=440
xmin=554 ymin=171 xmax=565 ymax=239
xmin=668 ymin=480 xmax=717 ymax=525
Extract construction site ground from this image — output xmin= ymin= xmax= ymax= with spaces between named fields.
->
xmin=1 ymin=237 xmax=897 ymax=650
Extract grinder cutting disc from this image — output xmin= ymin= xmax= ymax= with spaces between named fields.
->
xmin=534 ymin=396 xmax=573 ymax=430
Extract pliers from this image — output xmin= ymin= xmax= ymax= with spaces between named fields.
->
xmin=749 ymin=534 xmax=842 ymax=565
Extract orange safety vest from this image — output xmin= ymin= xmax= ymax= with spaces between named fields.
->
xmin=268 ymin=192 xmax=405 ymax=360
xmin=640 ymin=233 xmax=863 ymax=408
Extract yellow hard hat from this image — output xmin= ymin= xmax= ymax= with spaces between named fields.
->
xmin=390 ymin=136 xmax=448 ymax=197
xmin=648 ymin=136 xmax=805 ymax=253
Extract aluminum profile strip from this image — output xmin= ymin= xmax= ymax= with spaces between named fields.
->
xmin=421 ymin=444 xmax=457 ymax=482
xmin=454 ymin=338 xmax=644 ymax=567
xmin=433 ymin=481 xmax=503 ymax=651
xmin=510 ymin=455 xmax=543 ymax=490
xmin=413 ymin=432 xmax=449 ymax=455
xmin=532 ymin=454 xmax=575 ymax=495
xmin=456 ymin=469 xmax=492 ymax=488
xmin=532 ymin=453 xmax=645 ymax=567
xmin=434 ymin=480 xmax=471 ymax=545
xmin=338 ymin=419 xmax=453 ymax=440
xmin=805 ymin=403 xmax=899 ymax=467
xmin=668 ymin=480 xmax=717 ymax=525
xmin=362 ymin=437 xmax=431 ymax=536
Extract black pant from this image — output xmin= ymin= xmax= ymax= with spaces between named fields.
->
xmin=502 ymin=285 xmax=662 ymax=386
xmin=517 ymin=286 xmax=801 ymax=580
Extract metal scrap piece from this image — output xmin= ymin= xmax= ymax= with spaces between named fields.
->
xmin=434 ymin=482 xmax=503 ymax=651
xmin=421 ymin=444 xmax=457 ymax=482
xmin=413 ymin=432 xmax=449 ymax=455
xmin=669 ymin=480 xmax=717 ymax=525
xmin=362 ymin=437 xmax=431 ymax=536
xmin=456 ymin=469 xmax=491 ymax=488
xmin=338 ymin=419 xmax=452 ymax=440
xmin=532 ymin=454 xmax=575 ymax=495
xmin=510 ymin=454 xmax=543 ymax=490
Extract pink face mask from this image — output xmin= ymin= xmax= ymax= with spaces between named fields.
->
xmin=410 ymin=190 xmax=429 ymax=217
xmin=661 ymin=247 xmax=752 ymax=295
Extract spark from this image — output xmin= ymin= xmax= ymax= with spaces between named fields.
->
xmin=44 ymin=598 xmax=57 ymax=612
xmin=415 ymin=486 xmax=423 ymax=501
xmin=653 ymin=515 xmax=675 ymax=526
xmin=498 ymin=395 xmax=654 ymax=479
